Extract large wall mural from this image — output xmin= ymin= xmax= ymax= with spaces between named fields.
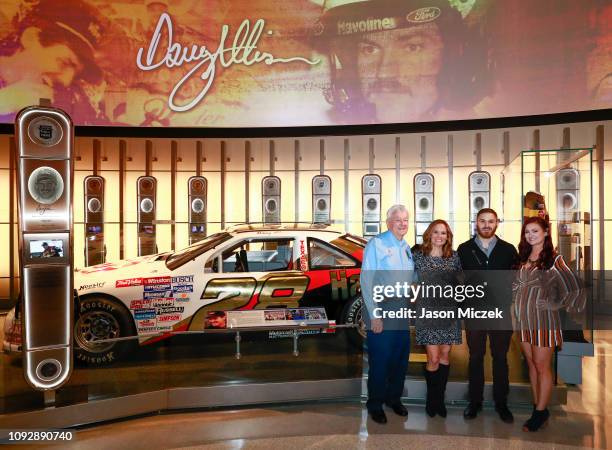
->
xmin=0 ymin=0 xmax=610 ymax=127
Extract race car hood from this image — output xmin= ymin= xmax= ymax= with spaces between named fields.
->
xmin=75 ymin=254 xmax=171 ymax=293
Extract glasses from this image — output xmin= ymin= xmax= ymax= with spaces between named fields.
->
xmin=389 ymin=219 xmax=409 ymax=224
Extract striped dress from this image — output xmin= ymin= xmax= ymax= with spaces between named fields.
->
xmin=513 ymin=254 xmax=586 ymax=348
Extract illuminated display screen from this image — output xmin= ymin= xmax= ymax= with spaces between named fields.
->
xmin=29 ymin=240 xmax=64 ymax=258
xmin=0 ymin=0 xmax=610 ymax=127
xmin=87 ymin=225 xmax=103 ymax=233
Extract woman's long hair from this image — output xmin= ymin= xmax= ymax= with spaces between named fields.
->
xmin=421 ymin=219 xmax=454 ymax=258
xmin=518 ymin=216 xmax=556 ymax=269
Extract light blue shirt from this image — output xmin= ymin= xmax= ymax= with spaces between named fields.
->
xmin=475 ymin=235 xmax=498 ymax=258
xmin=360 ymin=230 xmax=416 ymax=320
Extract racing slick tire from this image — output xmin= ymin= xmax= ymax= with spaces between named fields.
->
xmin=340 ymin=295 xmax=366 ymax=348
xmin=74 ymin=296 xmax=136 ymax=366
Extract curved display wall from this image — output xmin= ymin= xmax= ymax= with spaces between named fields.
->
xmin=0 ymin=0 xmax=610 ymax=127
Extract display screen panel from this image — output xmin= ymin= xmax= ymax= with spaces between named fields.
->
xmin=28 ymin=239 xmax=64 ymax=258
xmin=0 ymin=0 xmax=610 ymax=127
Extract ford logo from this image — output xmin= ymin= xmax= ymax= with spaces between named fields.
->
xmin=406 ymin=7 xmax=441 ymax=24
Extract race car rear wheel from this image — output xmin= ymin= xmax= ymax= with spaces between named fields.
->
xmin=340 ymin=295 xmax=366 ymax=348
xmin=74 ymin=296 xmax=136 ymax=366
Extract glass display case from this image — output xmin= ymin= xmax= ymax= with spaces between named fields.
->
xmin=502 ymin=148 xmax=594 ymax=382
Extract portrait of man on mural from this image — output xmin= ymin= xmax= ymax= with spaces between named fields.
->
xmin=318 ymin=0 xmax=490 ymax=124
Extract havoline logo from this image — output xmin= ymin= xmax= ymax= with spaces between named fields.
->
xmin=406 ymin=7 xmax=441 ymax=23
xmin=337 ymin=17 xmax=397 ymax=36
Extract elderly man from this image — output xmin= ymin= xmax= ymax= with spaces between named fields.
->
xmin=360 ymin=204 xmax=415 ymax=424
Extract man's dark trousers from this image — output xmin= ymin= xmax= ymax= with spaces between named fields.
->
xmin=466 ymin=329 xmax=513 ymax=405
xmin=366 ymin=329 xmax=410 ymax=412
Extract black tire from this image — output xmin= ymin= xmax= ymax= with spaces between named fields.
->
xmin=340 ymin=295 xmax=366 ymax=348
xmin=74 ymin=296 xmax=136 ymax=366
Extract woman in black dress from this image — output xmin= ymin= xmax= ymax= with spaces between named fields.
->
xmin=413 ymin=220 xmax=462 ymax=418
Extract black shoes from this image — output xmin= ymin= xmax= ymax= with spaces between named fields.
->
xmin=387 ymin=402 xmax=408 ymax=417
xmin=463 ymin=402 xmax=482 ymax=419
xmin=437 ymin=364 xmax=449 ymax=418
xmin=424 ymin=369 xmax=437 ymax=417
xmin=370 ymin=410 xmax=388 ymax=424
xmin=424 ymin=365 xmax=450 ymax=418
xmin=495 ymin=403 xmax=514 ymax=423
xmin=523 ymin=408 xmax=549 ymax=432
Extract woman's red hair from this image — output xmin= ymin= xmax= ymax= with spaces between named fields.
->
xmin=421 ymin=220 xmax=454 ymax=258
xmin=518 ymin=216 xmax=557 ymax=269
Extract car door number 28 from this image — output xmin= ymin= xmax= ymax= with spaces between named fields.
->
xmin=200 ymin=274 xmax=310 ymax=310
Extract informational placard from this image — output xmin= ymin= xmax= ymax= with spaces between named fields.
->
xmin=203 ymin=307 xmax=329 ymax=329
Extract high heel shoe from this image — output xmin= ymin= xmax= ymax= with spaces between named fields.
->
xmin=522 ymin=408 xmax=549 ymax=432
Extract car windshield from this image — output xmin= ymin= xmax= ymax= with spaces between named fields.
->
xmin=165 ymin=232 xmax=232 ymax=270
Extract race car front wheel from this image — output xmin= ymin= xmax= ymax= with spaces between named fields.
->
xmin=340 ymin=295 xmax=366 ymax=348
xmin=74 ymin=296 xmax=136 ymax=366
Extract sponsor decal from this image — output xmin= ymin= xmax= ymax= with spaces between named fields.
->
xmin=172 ymin=285 xmax=193 ymax=293
xmin=158 ymin=314 xmax=181 ymax=322
xmin=174 ymin=294 xmax=190 ymax=302
xmin=406 ymin=7 xmax=441 ymax=24
xmin=134 ymin=308 xmax=156 ymax=320
xmin=299 ymin=240 xmax=308 ymax=271
xmin=144 ymin=283 xmax=172 ymax=292
xmin=156 ymin=306 xmax=184 ymax=314
xmin=172 ymin=275 xmax=194 ymax=284
xmin=116 ymin=278 xmax=143 ymax=288
xmin=151 ymin=299 xmax=175 ymax=308
xmin=137 ymin=319 xmax=156 ymax=328
xmin=81 ymin=263 xmax=118 ymax=274
xmin=143 ymin=290 xmax=173 ymax=299
xmin=144 ymin=276 xmax=172 ymax=285
xmin=130 ymin=299 xmax=152 ymax=309
xmin=78 ymin=282 xmax=105 ymax=290
xmin=337 ymin=16 xmax=397 ymax=36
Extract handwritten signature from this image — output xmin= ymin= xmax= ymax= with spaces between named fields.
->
xmin=36 ymin=205 xmax=51 ymax=215
xmin=136 ymin=13 xmax=320 ymax=112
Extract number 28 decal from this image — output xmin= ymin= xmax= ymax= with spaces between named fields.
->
xmin=200 ymin=274 xmax=309 ymax=310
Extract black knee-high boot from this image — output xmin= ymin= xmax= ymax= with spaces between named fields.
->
xmin=437 ymin=364 xmax=450 ymax=418
xmin=424 ymin=368 xmax=437 ymax=417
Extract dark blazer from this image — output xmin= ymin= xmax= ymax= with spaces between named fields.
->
xmin=457 ymin=236 xmax=519 ymax=329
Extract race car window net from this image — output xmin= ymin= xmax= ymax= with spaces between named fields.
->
xmin=308 ymin=238 xmax=358 ymax=270
xmin=165 ymin=232 xmax=232 ymax=270
xmin=220 ymin=239 xmax=295 ymax=273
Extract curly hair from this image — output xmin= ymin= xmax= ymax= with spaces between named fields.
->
xmin=420 ymin=220 xmax=454 ymax=258
xmin=518 ymin=216 xmax=556 ymax=269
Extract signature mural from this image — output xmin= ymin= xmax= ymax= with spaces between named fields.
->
xmin=0 ymin=0 xmax=610 ymax=127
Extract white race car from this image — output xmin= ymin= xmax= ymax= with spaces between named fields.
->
xmin=3 ymin=224 xmax=366 ymax=365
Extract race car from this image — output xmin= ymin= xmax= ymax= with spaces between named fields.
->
xmin=3 ymin=224 xmax=366 ymax=365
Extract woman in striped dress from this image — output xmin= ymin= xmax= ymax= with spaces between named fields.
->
xmin=514 ymin=217 xmax=585 ymax=432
